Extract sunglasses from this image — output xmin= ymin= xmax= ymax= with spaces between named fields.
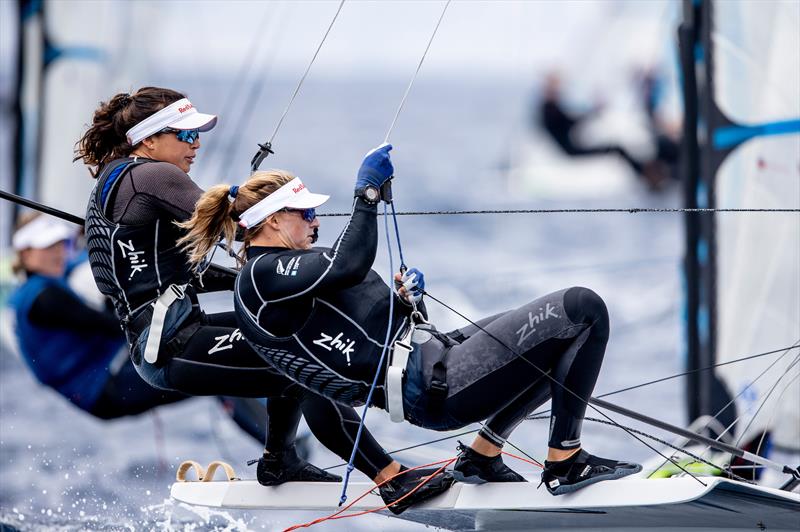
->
xmin=161 ymin=127 xmax=200 ymax=144
xmin=281 ymin=208 xmax=317 ymax=222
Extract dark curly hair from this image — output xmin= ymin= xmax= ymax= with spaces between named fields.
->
xmin=74 ymin=87 xmax=185 ymax=177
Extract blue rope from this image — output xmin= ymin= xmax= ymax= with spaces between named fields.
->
xmin=339 ymin=202 xmax=396 ymax=506
xmin=390 ymin=200 xmax=407 ymax=272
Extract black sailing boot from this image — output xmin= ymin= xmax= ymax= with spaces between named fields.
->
xmin=249 ymin=445 xmax=341 ymax=486
xmin=379 ymin=465 xmax=455 ymax=515
xmin=540 ymin=449 xmax=642 ymax=495
xmin=452 ymin=441 xmax=527 ymax=484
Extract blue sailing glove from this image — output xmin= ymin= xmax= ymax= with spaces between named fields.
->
xmin=355 ymin=143 xmax=394 ymax=189
xmin=394 ymin=267 xmax=425 ymax=305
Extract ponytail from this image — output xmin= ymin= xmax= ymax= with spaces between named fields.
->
xmin=177 ymin=170 xmax=295 ymax=271
xmin=74 ymin=87 xmax=185 ymax=176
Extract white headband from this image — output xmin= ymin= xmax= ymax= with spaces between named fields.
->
xmin=12 ymin=216 xmax=75 ymax=251
xmin=238 ymin=177 xmax=330 ymax=229
xmin=125 ymin=98 xmax=217 ymax=145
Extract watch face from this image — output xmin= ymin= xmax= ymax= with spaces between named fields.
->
xmin=365 ymin=187 xmax=380 ymax=201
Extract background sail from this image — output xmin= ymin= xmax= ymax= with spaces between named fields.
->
xmin=31 ymin=0 xmax=147 ymax=215
xmin=712 ymin=0 xmax=800 ymax=451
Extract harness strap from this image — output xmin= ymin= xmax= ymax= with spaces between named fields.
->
xmin=143 ymin=284 xmax=188 ymax=364
xmin=427 ymin=329 xmax=456 ymax=403
xmin=386 ymin=323 xmax=414 ymax=423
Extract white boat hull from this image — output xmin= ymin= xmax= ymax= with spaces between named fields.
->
xmin=170 ymin=476 xmax=800 ymax=530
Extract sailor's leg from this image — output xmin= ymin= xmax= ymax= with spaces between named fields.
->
xmin=547 ymin=286 xmax=608 ymax=453
xmin=89 ymin=357 xmax=188 ymax=419
xmin=284 ymin=382 xmax=393 ymax=481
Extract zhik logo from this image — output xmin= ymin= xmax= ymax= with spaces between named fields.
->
xmin=313 ymin=331 xmax=356 ymax=366
xmin=516 ymin=302 xmax=560 ymax=346
xmin=117 ymin=240 xmax=148 ymax=280
xmin=276 ymin=257 xmax=300 ymax=276
xmin=208 ymin=328 xmax=243 ymax=355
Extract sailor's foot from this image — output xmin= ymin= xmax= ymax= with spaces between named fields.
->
xmin=379 ymin=465 xmax=455 ymax=515
xmin=540 ymin=449 xmax=641 ymax=495
xmin=250 ymin=446 xmax=341 ymax=486
xmin=452 ymin=442 xmax=526 ymax=484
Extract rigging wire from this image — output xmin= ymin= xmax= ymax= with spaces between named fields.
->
xmin=733 ymin=354 xmax=800 ymax=448
xmin=420 ymin=290 xmax=709 ymax=487
xmin=752 ymin=371 xmax=800 ymax=475
xmin=251 ymin=0 xmax=346 ymax=172
xmin=383 ymin=0 xmax=451 ymax=143
xmin=317 ymin=207 xmax=800 ymax=217
xmin=648 ymin=343 xmax=800 ymax=476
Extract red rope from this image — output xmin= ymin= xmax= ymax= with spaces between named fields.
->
xmin=500 ymin=450 xmax=544 ymax=469
xmin=283 ymin=457 xmax=456 ymax=531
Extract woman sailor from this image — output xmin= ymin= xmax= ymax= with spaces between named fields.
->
xmin=75 ymin=88 xmax=451 ymax=512
xmin=8 ymin=213 xmax=267 ymax=443
xmin=179 ymin=143 xmax=642 ymax=495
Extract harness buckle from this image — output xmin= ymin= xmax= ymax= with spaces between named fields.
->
xmin=428 ymin=378 xmax=449 ymax=400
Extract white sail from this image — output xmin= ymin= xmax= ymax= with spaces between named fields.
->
xmin=713 ymin=0 xmax=800 ymax=451
xmin=36 ymin=0 xmax=148 ymax=216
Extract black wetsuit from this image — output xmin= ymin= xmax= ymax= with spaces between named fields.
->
xmin=235 ymin=197 xmax=609 ymax=451
xmin=84 ymin=158 xmax=392 ymax=478
xmin=540 ymin=99 xmax=643 ymax=176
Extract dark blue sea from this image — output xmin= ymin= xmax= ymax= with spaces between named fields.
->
xmin=0 ymin=75 xmax=684 ymax=530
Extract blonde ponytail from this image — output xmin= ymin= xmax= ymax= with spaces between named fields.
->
xmin=178 ymin=170 xmax=296 ymax=271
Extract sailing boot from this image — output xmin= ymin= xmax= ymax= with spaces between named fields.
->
xmin=250 ymin=445 xmax=341 ymax=486
xmin=452 ymin=442 xmax=526 ymax=484
xmin=540 ymin=449 xmax=642 ymax=495
xmin=379 ymin=465 xmax=455 ymax=515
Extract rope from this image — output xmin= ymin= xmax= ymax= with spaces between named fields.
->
xmin=317 ymin=207 xmax=800 ymax=217
xmin=338 ymin=202 xmax=397 ymax=506
xmin=383 ymin=0 xmax=451 ymax=143
xmin=287 ymin=458 xmax=455 ymax=531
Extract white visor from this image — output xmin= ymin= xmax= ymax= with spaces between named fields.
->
xmin=238 ymin=177 xmax=329 ymax=229
xmin=125 ymin=98 xmax=217 ymax=145
xmin=12 ymin=216 xmax=76 ymax=251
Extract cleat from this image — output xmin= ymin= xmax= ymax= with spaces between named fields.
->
xmin=249 ymin=446 xmax=341 ymax=486
xmin=540 ymin=449 xmax=641 ymax=495
xmin=379 ymin=465 xmax=455 ymax=515
xmin=452 ymin=441 xmax=526 ymax=484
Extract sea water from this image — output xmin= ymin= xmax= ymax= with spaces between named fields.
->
xmin=0 ymin=76 xmax=684 ymax=531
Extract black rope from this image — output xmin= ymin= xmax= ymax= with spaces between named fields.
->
xmin=317 ymin=207 xmax=800 ymax=217
xmin=593 ymin=344 xmax=800 ymax=399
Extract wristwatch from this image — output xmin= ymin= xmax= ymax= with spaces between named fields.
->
xmin=355 ymin=185 xmax=381 ymax=204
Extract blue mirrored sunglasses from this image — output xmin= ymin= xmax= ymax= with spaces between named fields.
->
xmin=161 ymin=127 xmax=200 ymax=144
xmin=282 ymin=207 xmax=316 ymax=222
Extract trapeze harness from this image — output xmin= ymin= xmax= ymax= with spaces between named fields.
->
xmin=85 ymin=157 xmax=198 ymax=366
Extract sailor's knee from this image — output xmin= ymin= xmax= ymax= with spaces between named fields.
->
xmin=563 ymin=286 xmax=608 ymax=328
